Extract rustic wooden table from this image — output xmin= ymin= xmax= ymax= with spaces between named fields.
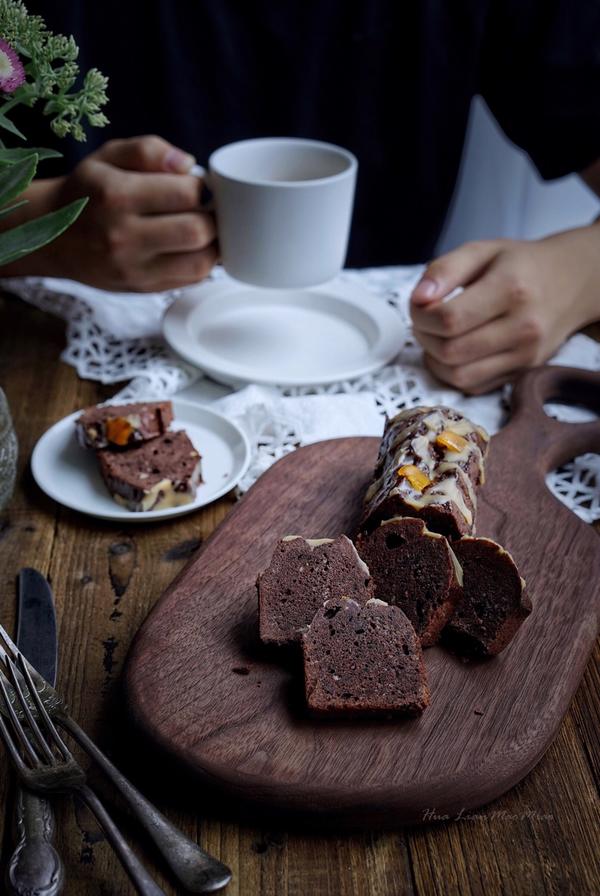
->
xmin=0 ymin=292 xmax=598 ymax=896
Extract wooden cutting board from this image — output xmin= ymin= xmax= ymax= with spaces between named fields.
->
xmin=125 ymin=366 xmax=600 ymax=826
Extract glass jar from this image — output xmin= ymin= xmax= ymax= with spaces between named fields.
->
xmin=0 ymin=387 xmax=18 ymax=511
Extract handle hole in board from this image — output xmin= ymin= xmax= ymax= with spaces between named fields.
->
xmin=540 ymin=369 xmax=600 ymax=420
xmin=543 ymin=400 xmax=599 ymax=424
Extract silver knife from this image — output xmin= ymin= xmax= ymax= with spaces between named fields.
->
xmin=6 ymin=568 xmax=64 ymax=896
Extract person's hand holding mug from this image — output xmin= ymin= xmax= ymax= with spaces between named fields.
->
xmin=2 ymin=135 xmax=218 ymax=291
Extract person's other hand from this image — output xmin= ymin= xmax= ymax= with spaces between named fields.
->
xmin=410 ymin=225 xmax=600 ymax=394
xmin=38 ymin=135 xmax=217 ymax=291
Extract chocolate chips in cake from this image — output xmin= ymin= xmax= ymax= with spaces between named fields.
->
xmin=76 ymin=401 xmax=173 ymax=449
xmin=302 ymin=597 xmax=430 ymax=716
xmin=362 ymin=406 xmax=489 ymax=539
xmin=97 ymin=430 xmax=202 ymax=512
xmin=444 ymin=536 xmax=531 ymax=657
xmin=355 ymin=517 xmax=463 ymax=647
xmin=258 ymin=535 xmax=373 ymax=646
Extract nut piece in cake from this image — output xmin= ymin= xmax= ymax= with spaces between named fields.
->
xmin=258 ymin=535 xmax=373 ymax=646
xmin=96 ymin=430 xmax=202 ymax=511
xmin=76 ymin=401 xmax=173 ymax=449
xmin=444 ymin=536 xmax=531 ymax=656
xmin=302 ymin=597 xmax=430 ymax=716
xmin=355 ymin=516 xmax=463 ymax=647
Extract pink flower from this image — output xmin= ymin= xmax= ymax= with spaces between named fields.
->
xmin=0 ymin=39 xmax=25 ymax=93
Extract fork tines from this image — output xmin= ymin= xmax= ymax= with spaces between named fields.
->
xmin=0 ymin=622 xmax=19 ymax=661
xmin=0 ymin=652 xmax=71 ymax=770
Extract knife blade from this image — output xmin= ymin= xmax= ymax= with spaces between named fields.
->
xmin=6 ymin=568 xmax=64 ymax=896
xmin=16 ymin=568 xmax=58 ymax=685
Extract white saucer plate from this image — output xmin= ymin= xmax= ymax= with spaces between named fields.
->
xmin=31 ymin=400 xmax=250 ymax=522
xmin=163 ymin=277 xmax=404 ymax=387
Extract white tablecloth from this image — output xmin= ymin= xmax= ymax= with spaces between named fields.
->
xmin=5 ymin=266 xmax=600 ymax=520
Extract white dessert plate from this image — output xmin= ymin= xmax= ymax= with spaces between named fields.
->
xmin=31 ymin=400 xmax=250 ymax=522
xmin=163 ymin=277 xmax=404 ymax=387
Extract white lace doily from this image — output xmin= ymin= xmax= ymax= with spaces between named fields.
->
xmin=5 ymin=267 xmax=600 ymax=523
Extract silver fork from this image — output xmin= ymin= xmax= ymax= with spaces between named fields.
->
xmin=0 ymin=651 xmax=166 ymax=896
xmin=0 ymin=625 xmax=231 ymax=894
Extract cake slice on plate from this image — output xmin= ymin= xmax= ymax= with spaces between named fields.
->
xmin=76 ymin=401 xmax=173 ymax=449
xmin=97 ymin=430 xmax=202 ymax=512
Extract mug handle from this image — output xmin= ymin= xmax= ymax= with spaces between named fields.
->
xmin=189 ymin=164 xmax=214 ymax=209
xmin=191 ymin=163 xmax=209 ymax=183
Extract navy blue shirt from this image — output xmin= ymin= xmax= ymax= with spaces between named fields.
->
xmin=21 ymin=1 xmax=600 ymax=265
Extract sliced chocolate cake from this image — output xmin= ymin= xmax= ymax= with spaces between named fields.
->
xmin=355 ymin=517 xmax=463 ymax=647
xmin=97 ymin=430 xmax=202 ymax=511
xmin=76 ymin=401 xmax=173 ymax=449
xmin=361 ymin=406 xmax=489 ymax=539
xmin=302 ymin=597 xmax=430 ymax=716
xmin=444 ymin=537 xmax=531 ymax=657
xmin=258 ymin=535 xmax=373 ymax=646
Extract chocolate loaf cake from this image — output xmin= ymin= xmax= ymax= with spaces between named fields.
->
xmin=302 ymin=597 xmax=430 ymax=716
xmin=444 ymin=537 xmax=531 ymax=656
xmin=76 ymin=401 xmax=173 ymax=449
xmin=258 ymin=535 xmax=373 ymax=646
xmin=355 ymin=517 xmax=463 ymax=647
xmin=97 ymin=430 xmax=202 ymax=511
xmin=361 ymin=406 xmax=489 ymax=539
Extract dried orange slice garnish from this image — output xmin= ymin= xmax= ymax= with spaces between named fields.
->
xmin=106 ymin=417 xmax=134 ymax=446
xmin=396 ymin=464 xmax=431 ymax=491
xmin=436 ymin=430 xmax=468 ymax=452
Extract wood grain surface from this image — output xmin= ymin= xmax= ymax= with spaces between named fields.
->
xmin=1 ymin=292 xmax=599 ymax=894
xmin=126 ymin=366 xmax=600 ymax=827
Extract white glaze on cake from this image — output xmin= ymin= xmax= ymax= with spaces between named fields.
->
xmin=365 ymin=406 xmax=489 ymax=531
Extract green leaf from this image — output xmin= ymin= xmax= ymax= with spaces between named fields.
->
xmin=0 ymin=154 xmax=38 ymax=208
xmin=0 ymin=199 xmax=29 ymax=220
xmin=0 ymin=147 xmax=62 ymax=165
xmin=0 ymin=197 xmax=88 ymax=267
xmin=0 ymin=112 xmax=26 ymax=141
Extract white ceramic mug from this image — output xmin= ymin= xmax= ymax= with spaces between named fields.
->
xmin=193 ymin=137 xmax=357 ymax=289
